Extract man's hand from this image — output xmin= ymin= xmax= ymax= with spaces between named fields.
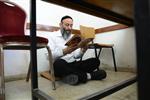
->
xmin=81 ymin=44 xmax=88 ymax=53
xmin=63 ymin=44 xmax=78 ymax=55
xmin=78 ymin=38 xmax=92 ymax=48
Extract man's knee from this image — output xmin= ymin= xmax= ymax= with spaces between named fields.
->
xmin=90 ymin=58 xmax=100 ymax=68
xmin=53 ymin=59 xmax=67 ymax=67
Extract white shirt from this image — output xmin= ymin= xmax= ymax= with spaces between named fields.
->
xmin=48 ymin=30 xmax=83 ymax=62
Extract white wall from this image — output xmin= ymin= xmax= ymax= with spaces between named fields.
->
xmin=94 ymin=28 xmax=136 ymax=69
xmin=6 ymin=0 xmax=136 ymax=76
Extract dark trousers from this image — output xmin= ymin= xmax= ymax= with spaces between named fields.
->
xmin=53 ymin=58 xmax=100 ymax=83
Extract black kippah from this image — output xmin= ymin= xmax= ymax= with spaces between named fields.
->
xmin=61 ymin=15 xmax=73 ymax=22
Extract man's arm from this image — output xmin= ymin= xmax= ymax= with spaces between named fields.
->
xmin=63 ymin=44 xmax=78 ymax=55
xmin=63 ymin=38 xmax=91 ymax=57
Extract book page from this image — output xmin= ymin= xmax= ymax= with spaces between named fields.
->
xmin=80 ymin=25 xmax=95 ymax=39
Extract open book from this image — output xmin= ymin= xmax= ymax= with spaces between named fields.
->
xmin=65 ymin=25 xmax=95 ymax=48
xmin=65 ymin=34 xmax=82 ymax=46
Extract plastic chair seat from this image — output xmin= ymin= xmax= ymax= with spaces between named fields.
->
xmin=0 ymin=35 xmax=48 ymax=49
xmin=0 ymin=35 xmax=48 ymax=43
xmin=88 ymin=43 xmax=114 ymax=48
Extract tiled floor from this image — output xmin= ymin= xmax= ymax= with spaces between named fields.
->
xmin=5 ymin=70 xmax=137 ymax=100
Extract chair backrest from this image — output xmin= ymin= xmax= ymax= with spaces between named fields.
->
xmin=0 ymin=1 xmax=26 ymax=36
xmin=80 ymin=25 xmax=95 ymax=39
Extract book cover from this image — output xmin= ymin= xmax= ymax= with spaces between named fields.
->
xmin=65 ymin=34 xmax=82 ymax=46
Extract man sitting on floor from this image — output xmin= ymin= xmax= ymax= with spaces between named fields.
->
xmin=48 ymin=15 xmax=107 ymax=85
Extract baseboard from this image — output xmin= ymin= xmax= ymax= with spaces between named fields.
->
xmin=5 ymin=74 xmax=27 ymax=82
xmin=5 ymin=73 xmax=41 ymax=82
xmin=101 ymin=66 xmax=136 ymax=73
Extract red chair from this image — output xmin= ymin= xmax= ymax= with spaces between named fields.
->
xmin=0 ymin=1 xmax=55 ymax=99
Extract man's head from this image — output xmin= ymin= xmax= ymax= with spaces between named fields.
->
xmin=59 ymin=15 xmax=73 ymax=39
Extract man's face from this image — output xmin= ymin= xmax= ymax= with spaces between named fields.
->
xmin=60 ymin=18 xmax=73 ymax=34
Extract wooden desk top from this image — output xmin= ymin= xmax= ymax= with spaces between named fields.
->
xmin=42 ymin=0 xmax=134 ymax=26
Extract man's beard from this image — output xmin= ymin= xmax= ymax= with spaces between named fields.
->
xmin=61 ymin=28 xmax=71 ymax=40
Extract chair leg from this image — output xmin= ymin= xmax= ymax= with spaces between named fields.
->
xmin=94 ymin=47 xmax=98 ymax=59
xmin=26 ymin=61 xmax=31 ymax=82
xmin=46 ymin=46 xmax=56 ymax=90
xmin=96 ymin=48 xmax=102 ymax=70
xmin=26 ymin=46 xmax=56 ymax=90
xmin=111 ymin=47 xmax=117 ymax=72
xmin=97 ymin=48 xmax=102 ymax=58
xmin=0 ymin=45 xmax=5 ymax=100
